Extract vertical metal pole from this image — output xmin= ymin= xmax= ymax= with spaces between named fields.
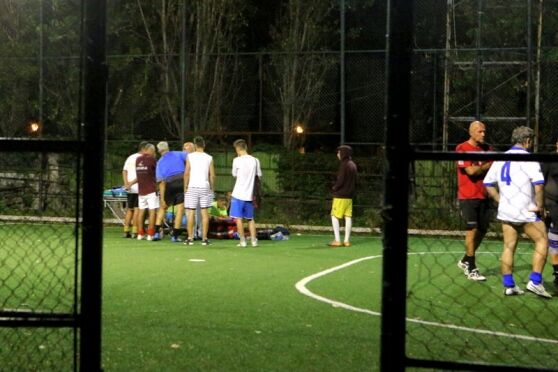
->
xmin=475 ymin=0 xmax=482 ymax=119
xmin=258 ymin=54 xmax=263 ymax=132
xmin=432 ymin=54 xmax=438 ymax=150
xmin=533 ymin=0 xmax=543 ymax=148
xmin=39 ymin=0 xmax=47 ymax=210
xmin=80 ymin=0 xmax=106 ymax=370
xmin=180 ymin=0 xmax=187 ymax=143
xmin=381 ymin=0 xmax=413 ymax=371
xmin=442 ymin=0 xmax=452 ymax=151
xmin=340 ymin=0 xmax=346 ymax=144
xmin=39 ymin=0 xmax=44 ymax=124
xmin=526 ymin=0 xmax=533 ymax=131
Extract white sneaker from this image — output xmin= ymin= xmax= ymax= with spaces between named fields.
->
xmin=137 ymin=234 xmax=144 ymax=241
xmin=504 ymin=286 xmax=525 ymax=296
xmin=457 ymin=260 xmax=469 ymax=275
xmin=467 ymin=269 xmax=486 ymax=281
xmin=526 ymin=280 xmax=552 ymax=298
xmin=252 ymin=239 xmax=258 ymax=247
xmin=237 ymin=240 xmax=247 ymax=247
xmin=146 ymin=235 xmax=153 ymax=241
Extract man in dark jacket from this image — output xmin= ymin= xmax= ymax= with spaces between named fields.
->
xmin=329 ymin=145 xmax=357 ymax=247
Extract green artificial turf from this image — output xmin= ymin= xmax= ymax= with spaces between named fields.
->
xmin=102 ymin=229 xmax=378 ymax=371
xmin=2 ymin=225 xmax=557 ymax=370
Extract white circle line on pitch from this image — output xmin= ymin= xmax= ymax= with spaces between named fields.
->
xmin=294 ymin=251 xmax=558 ymax=345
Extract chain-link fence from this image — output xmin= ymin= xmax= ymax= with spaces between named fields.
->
xmin=0 ymin=151 xmax=80 ymax=370
xmin=381 ymin=1 xmax=558 ymax=370
xmin=405 ymin=155 xmax=558 ymax=370
xmin=4 ymin=2 xmax=558 ymax=151
xmin=5 ymin=0 xmax=558 ymax=370
xmin=102 ymin=46 xmax=558 ymax=150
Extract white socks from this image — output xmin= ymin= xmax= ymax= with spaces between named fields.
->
xmin=332 ymin=216 xmax=352 ymax=243
xmin=331 ymin=216 xmax=341 ymax=242
xmin=344 ymin=217 xmax=352 ymax=243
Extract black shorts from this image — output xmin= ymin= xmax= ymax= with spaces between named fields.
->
xmin=459 ymin=199 xmax=491 ymax=231
xmin=126 ymin=193 xmax=139 ymax=209
xmin=545 ymin=198 xmax=558 ymax=229
xmin=164 ymin=177 xmax=185 ymax=206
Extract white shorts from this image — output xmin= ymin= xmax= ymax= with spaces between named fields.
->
xmin=184 ymin=187 xmax=213 ymax=209
xmin=139 ymin=192 xmax=160 ymax=210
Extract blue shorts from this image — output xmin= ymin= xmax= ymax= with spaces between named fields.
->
xmin=229 ymin=197 xmax=254 ymax=220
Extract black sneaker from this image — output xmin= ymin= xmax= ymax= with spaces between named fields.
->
xmin=201 ymin=239 xmax=210 ymax=246
xmin=123 ymin=232 xmax=132 ymax=238
xmin=184 ymin=239 xmax=194 ymax=246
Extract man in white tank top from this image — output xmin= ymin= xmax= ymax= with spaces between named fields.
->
xmin=183 ymin=136 xmax=215 ymax=246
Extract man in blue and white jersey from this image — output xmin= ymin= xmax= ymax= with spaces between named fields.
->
xmin=154 ymin=141 xmax=187 ymax=242
xmin=483 ymin=126 xmax=550 ymax=298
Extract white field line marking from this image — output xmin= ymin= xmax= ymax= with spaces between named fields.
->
xmin=295 ymin=252 xmax=558 ymax=345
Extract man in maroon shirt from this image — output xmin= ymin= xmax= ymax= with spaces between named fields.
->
xmin=136 ymin=143 xmax=159 ymax=241
xmin=456 ymin=121 xmax=493 ymax=281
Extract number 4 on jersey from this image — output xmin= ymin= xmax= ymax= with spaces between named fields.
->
xmin=500 ymin=161 xmax=511 ymax=185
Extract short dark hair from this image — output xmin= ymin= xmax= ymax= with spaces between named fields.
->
xmin=233 ymin=139 xmax=247 ymax=150
xmin=193 ymin=136 xmax=205 ymax=149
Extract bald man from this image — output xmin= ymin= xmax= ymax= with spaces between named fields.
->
xmin=455 ymin=121 xmax=493 ymax=281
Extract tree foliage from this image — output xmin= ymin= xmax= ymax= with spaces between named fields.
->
xmin=107 ymin=0 xmax=249 ymax=138
xmin=268 ymin=0 xmax=337 ymax=149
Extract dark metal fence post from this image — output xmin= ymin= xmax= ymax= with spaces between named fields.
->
xmin=81 ymin=0 xmax=107 ymax=370
xmin=258 ymin=54 xmax=263 ymax=132
xmin=381 ymin=0 xmax=414 ymax=371
xmin=180 ymin=0 xmax=187 ymax=142
xmin=340 ymin=0 xmax=346 ymax=144
xmin=475 ymin=0 xmax=483 ymax=119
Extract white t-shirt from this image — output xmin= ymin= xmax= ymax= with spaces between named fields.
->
xmin=187 ymin=152 xmax=213 ymax=189
xmin=483 ymin=147 xmax=545 ymax=223
xmin=231 ymin=155 xmax=262 ymax=201
xmin=123 ymin=153 xmax=141 ymax=194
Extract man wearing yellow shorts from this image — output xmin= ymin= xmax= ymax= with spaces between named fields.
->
xmin=329 ymin=145 xmax=358 ymax=247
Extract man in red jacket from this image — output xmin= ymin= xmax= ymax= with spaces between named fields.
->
xmin=456 ymin=121 xmax=493 ymax=281
xmin=329 ymin=145 xmax=358 ymax=247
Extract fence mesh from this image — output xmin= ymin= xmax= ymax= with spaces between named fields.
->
xmin=406 ymin=158 xmax=557 ymax=369
xmin=0 ymin=327 xmax=75 ymax=371
xmin=0 ymin=151 xmax=79 ymax=369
